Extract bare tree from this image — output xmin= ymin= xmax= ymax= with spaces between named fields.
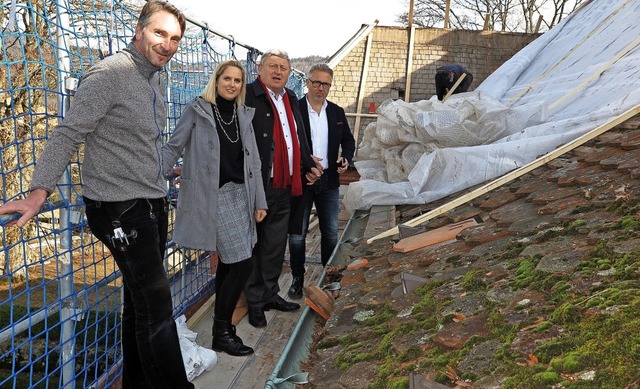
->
xmin=397 ymin=0 xmax=473 ymax=29
xmin=397 ymin=0 xmax=583 ymax=32
xmin=541 ymin=0 xmax=584 ymax=30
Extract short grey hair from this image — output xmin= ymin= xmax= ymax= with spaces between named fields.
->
xmin=259 ymin=49 xmax=291 ymax=67
xmin=308 ymin=63 xmax=333 ymax=78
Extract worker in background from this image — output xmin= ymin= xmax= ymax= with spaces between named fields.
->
xmin=435 ymin=64 xmax=473 ymax=100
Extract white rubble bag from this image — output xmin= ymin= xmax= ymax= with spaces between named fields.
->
xmin=175 ymin=315 xmax=217 ymax=381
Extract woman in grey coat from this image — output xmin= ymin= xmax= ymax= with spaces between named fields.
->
xmin=162 ymin=60 xmax=267 ymax=356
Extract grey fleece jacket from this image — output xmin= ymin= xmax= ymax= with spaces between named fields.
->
xmin=31 ymin=43 xmax=168 ymax=201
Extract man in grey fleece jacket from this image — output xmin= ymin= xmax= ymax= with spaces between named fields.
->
xmin=0 ymin=2 xmax=193 ymax=388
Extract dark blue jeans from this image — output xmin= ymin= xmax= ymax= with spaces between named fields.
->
xmin=288 ymin=175 xmax=339 ymax=277
xmin=83 ymin=196 xmax=193 ymax=389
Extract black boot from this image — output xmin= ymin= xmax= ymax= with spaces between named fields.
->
xmin=288 ymin=276 xmax=304 ymax=299
xmin=211 ymin=319 xmax=254 ymax=356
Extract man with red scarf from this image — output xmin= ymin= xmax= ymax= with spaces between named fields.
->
xmin=244 ymin=49 xmax=322 ymax=328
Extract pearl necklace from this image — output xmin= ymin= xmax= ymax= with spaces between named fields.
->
xmin=213 ymin=103 xmax=240 ymax=143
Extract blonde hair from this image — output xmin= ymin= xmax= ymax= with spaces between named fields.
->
xmin=201 ymin=60 xmax=247 ymax=105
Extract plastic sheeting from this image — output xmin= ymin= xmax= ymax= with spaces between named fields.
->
xmin=343 ymin=0 xmax=640 ymax=212
xmin=176 ymin=315 xmax=218 ymax=382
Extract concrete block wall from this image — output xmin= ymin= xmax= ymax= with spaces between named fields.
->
xmin=328 ymin=26 xmax=540 ymax=146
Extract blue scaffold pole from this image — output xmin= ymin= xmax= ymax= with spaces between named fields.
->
xmin=0 ymin=213 xmax=21 ymax=226
xmin=56 ymin=1 xmax=77 ymax=387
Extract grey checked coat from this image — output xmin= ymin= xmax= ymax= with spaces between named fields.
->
xmin=161 ymin=96 xmax=267 ymax=251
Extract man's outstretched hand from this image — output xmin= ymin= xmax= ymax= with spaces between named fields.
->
xmin=0 ymin=189 xmax=48 ymax=228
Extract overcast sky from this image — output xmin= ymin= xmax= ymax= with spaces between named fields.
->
xmin=168 ymin=0 xmax=407 ymax=58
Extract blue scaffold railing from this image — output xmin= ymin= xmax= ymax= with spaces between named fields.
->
xmin=0 ymin=1 xmax=305 ymax=388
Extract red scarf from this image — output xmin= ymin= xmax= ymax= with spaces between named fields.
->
xmin=257 ymin=76 xmax=303 ymax=196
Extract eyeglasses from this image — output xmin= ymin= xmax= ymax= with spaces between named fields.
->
xmin=308 ymin=79 xmax=332 ymax=89
xmin=266 ymin=63 xmax=290 ymax=73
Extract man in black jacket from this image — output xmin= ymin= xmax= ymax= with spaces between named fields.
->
xmin=244 ymin=49 xmax=321 ymax=327
xmin=287 ymin=63 xmax=355 ymax=299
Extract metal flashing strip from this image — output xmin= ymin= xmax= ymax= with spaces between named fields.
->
xmin=265 ymin=208 xmax=371 ymax=388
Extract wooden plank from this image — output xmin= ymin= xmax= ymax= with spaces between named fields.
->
xmin=409 ymin=371 xmax=429 ymax=389
xmin=534 ymin=15 xmax=543 ymax=34
xmin=366 ymin=104 xmax=640 ymax=244
xmin=191 ymin=264 xmax=325 ymax=389
xmin=408 ymin=0 xmax=415 ymax=28
xmin=308 ymin=214 xmax=318 ymax=230
xmin=186 ymin=293 xmax=216 ymax=329
xmin=444 ymin=0 xmax=451 ymax=29
xmin=224 ymin=264 xmax=325 ymax=389
xmin=190 ymin=188 xmax=351 ymax=389
xmin=442 ymin=72 xmax=466 ymax=103
xmin=353 ymin=31 xmax=374 ymax=157
xmin=405 ymin=25 xmax=415 ymax=101
xmin=231 ymin=293 xmax=248 ymax=326
xmin=392 ymin=218 xmax=477 ymax=253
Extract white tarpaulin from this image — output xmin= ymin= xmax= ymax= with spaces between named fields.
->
xmin=343 ymin=0 xmax=640 ymax=212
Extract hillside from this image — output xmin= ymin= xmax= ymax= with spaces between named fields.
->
xmin=291 ymin=55 xmax=330 ymax=74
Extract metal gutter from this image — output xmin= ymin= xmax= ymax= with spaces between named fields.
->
xmin=265 ymin=209 xmax=371 ymax=388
